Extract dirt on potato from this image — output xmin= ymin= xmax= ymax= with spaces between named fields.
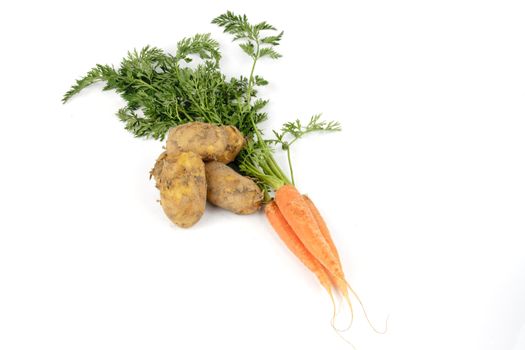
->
xmin=151 ymin=151 xmax=206 ymax=228
xmin=166 ymin=122 xmax=244 ymax=164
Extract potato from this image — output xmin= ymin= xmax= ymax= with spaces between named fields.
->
xmin=151 ymin=151 xmax=206 ymax=228
xmin=205 ymin=161 xmax=263 ymax=214
xmin=166 ymin=122 xmax=244 ymax=163
xmin=150 ymin=151 xmax=168 ymax=188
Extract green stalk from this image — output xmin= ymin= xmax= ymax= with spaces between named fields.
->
xmin=243 ymin=42 xmax=291 ymax=188
xmin=286 ymin=146 xmax=295 ymax=185
xmin=242 ymin=161 xmax=284 ymax=190
xmin=245 ymin=41 xmax=259 ymax=108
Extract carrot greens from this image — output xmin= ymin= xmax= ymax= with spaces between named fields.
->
xmin=63 ymin=11 xmax=340 ymax=199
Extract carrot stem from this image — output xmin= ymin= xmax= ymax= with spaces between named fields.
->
xmin=286 ymin=147 xmax=295 ymax=185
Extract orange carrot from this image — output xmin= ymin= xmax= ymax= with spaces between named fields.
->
xmin=302 ymin=191 xmax=387 ymax=334
xmin=275 ymin=185 xmax=344 ymax=279
xmin=274 ymin=186 xmax=364 ymax=330
xmin=303 ymin=194 xmax=342 ymax=267
xmin=272 ymin=185 xmax=386 ymax=334
xmin=265 ymin=201 xmax=338 ymax=323
xmin=265 ymin=201 xmax=333 ymax=293
xmin=302 ymin=194 xmax=361 ymax=330
xmin=273 ymin=185 xmax=355 ymax=328
xmin=302 ymin=195 xmax=352 ymax=297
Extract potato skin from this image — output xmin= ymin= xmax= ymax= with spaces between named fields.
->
xmin=150 ymin=151 xmax=168 ymax=188
xmin=151 ymin=151 xmax=206 ymax=228
xmin=166 ymin=122 xmax=244 ymax=163
xmin=205 ymin=161 xmax=263 ymax=214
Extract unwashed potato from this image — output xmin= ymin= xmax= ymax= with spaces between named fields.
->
xmin=151 ymin=151 xmax=206 ymax=228
xmin=166 ymin=122 xmax=244 ymax=163
xmin=205 ymin=161 xmax=263 ymax=214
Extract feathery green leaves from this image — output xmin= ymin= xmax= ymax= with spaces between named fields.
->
xmin=271 ymin=114 xmax=342 ymax=149
xmin=175 ymin=33 xmax=221 ymax=65
xmin=212 ymin=10 xmax=283 ymax=60
xmin=63 ymin=34 xmax=266 ymax=140
xmin=64 ymin=11 xmax=339 ymax=196
xmin=267 ymin=114 xmax=341 ymax=185
xmin=62 ymin=64 xmax=117 ymax=103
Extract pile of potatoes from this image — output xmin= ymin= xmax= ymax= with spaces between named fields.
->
xmin=150 ymin=122 xmax=263 ymax=228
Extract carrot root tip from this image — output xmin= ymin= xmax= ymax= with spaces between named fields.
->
xmin=346 ymin=282 xmax=388 ymax=334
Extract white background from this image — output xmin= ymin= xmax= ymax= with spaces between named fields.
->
xmin=1 ymin=1 xmax=524 ymax=349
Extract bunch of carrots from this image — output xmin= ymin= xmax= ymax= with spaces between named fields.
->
xmin=268 ymin=187 xmax=385 ymax=334
xmin=63 ymin=10 xmax=385 ymax=341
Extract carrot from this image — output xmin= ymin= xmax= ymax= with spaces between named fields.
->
xmin=265 ymin=201 xmax=334 ymax=294
xmin=265 ymin=201 xmax=339 ymax=323
xmin=272 ymin=185 xmax=353 ymax=329
xmin=275 ymin=185 xmax=343 ymax=279
xmin=276 ymin=185 xmax=386 ymax=334
xmin=303 ymin=194 xmax=342 ymax=267
xmin=302 ymin=194 xmax=351 ymax=303
xmin=301 ymin=194 xmax=354 ymax=329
